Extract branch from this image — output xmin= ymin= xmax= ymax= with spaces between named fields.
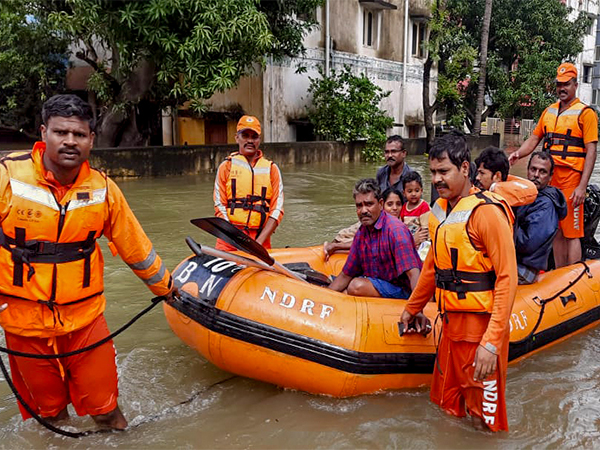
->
xmin=75 ymin=50 xmax=100 ymax=71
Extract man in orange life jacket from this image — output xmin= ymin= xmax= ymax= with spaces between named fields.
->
xmin=401 ymin=132 xmax=517 ymax=432
xmin=213 ymin=115 xmax=284 ymax=251
xmin=509 ymin=62 xmax=598 ymax=267
xmin=0 ymin=95 xmax=177 ymax=430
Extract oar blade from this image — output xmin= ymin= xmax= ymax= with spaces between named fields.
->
xmin=190 ymin=217 xmax=274 ymax=265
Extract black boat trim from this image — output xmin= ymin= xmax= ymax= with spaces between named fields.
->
xmin=171 ymin=293 xmax=600 ymax=375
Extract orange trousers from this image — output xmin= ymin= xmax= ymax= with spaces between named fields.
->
xmin=6 ymin=314 xmax=119 ymax=420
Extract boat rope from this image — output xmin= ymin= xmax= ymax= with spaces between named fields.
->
xmin=0 ymin=295 xmax=167 ymax=438
xmin=514 ymin=261 xmax=593 ymax=345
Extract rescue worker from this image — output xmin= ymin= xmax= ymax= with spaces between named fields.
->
xmin=400 ymin=131 xmax=517 ymax=432
xmin=0 ymin=94 xmax=177 ymax=430
xmin=509 ymin=62 xmax=598 ymax=267
xmin=213 ymin=115 xmax=284 ymax=251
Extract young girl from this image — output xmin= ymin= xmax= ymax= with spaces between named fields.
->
xmin=400 ymin=171 xmax=431 ymax=259
xmin=323 ymin=187 xmax=404 ymax=260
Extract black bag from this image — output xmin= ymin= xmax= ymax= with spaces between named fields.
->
xmin=582 ymin=184 xmax=600 ymax=259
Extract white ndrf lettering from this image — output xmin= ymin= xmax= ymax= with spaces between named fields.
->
xmin=199 ymin=274 xmax=223 ymax=297
xmin=260 ymin=286 xmax=277 ymax=304
xmin=482 ymin=379 xmax=498 ymax=426
xmin=300 ymin=299 xmax=315 ymax=315
xmin=520 ymin=310 xmax=528 ymax=328
xmin=512 ymin=312 xmax=524 ymax=331
xmin=279 ymin=293 xmax=296 ymax=308
xmin=320 ymin=304 xmax=334 ymax=319
xmin=175 ymin=261 xmax=198 ymax=284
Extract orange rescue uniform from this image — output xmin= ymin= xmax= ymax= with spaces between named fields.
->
xmin=406 ymin=188 xmax=517 ymax=432
xmin=533 ymin=98 xmax=598 ymax=238
xmin=213 ymin=150 xmax=284 ymax=251
xmin=0 ymin=142 xmax=173 ymax=419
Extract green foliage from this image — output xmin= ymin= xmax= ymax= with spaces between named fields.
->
xmin=444 ymin=0 xmax=590 ymax=123
xmin=307 ymin=66 xmax=394 ymax=162
xmin=4 ymin=0 xmax=322 ymax=145
xmin=0 ymin=0 xmax=69 ymax=136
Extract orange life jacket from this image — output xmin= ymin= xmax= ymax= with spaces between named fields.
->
xmin=541 ymin=100 xmax=589 ymax=172
xmin=490 ymin=175 xmax=537 ymax=207
xmin=225 ymin=153 xmax=273 ymax=231
xmin=429 ymin=190 xmax=513 ymax=314
xmin=0 ymin=151 xmax=108 ymax=324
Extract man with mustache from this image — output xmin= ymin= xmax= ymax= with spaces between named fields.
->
xmin=0 ymin=94 xmax=177 ymax=430
xmin=376 ymin=135 xmax=413 ymax=194
xmin=509 ymin=62 xmax=598 ymax=267
xmin=401 ymin=132 xmax=517 ymax=432
xmin=328 ymin=178 xmax=423 ymax=302
xmin=515 ymin=152 xmax=567 ymax=284
xmin=214 ymin=115 xmax=284 ymax=251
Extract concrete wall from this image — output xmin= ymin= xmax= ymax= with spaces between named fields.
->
xmin=87 ymin=141 xmax=365 ymax=178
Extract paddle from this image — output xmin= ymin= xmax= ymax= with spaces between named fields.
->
xmin=188 ymin=219 xmax=306 ymax=282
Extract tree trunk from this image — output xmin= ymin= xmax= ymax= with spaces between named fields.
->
xmin=423 ymin=54 xmax=436 ymax=152
xmin=472 ymin=0 xmax=493 ymax=136
xmin=96 ymin=59 xmax=156 ymax=147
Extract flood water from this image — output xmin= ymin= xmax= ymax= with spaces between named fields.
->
xmin=1 ymin=154 xmax=600 ymax=448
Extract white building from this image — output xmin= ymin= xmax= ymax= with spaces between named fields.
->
xmin=173 ymin=0 xmax=435 ymax=145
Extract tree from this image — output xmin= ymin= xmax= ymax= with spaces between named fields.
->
xmin=422 ymin=0 xmax=478 ymax=150
xmin=0 ymin=0 xmax=69 ymax=138
xmin=44 ymin=0 xmax=322 ymax=147
xmin=446 ymin=0 xmax=590 ymax=126
xmin=307 ymin=65 xmax=394 ymax=162
xmin=472 ymin=0 xmax=492 ymax=136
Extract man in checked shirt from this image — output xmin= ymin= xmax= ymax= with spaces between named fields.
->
xmin=328 ymin=178 xmax=422 ymax=301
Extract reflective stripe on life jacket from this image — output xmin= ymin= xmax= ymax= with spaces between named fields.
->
xmin=429 ymin=190 xmax=514 ymax=313
xmin=225 ymin=153 xmax=273 ymax=232
xmin=0 ymin=152 xmax=107 ymax=312
xmin=541 ymin=101 xmax=589 ymax=172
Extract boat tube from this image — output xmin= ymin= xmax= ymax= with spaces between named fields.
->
xmin=164 ymin=246 xmax=600 ymax=397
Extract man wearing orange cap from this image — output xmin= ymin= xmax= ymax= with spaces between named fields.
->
xmin=213 ymin=115 xmax=284 ymax=250
xmin=509 ymin=62 xmax=598 ymax=267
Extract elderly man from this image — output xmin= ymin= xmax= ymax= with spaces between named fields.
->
xmin=213 ymin=115 xmax=284 ymax=251
xmin=510 ymin=62 xmax=598 ymax=267
xmin=328 ymin=178 xmax=421 ymax=299
xmin=515 ymin=152 xmax=567 ymax=284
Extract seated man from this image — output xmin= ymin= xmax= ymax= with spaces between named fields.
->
xmin=474 ymin=146 xmax=537 ymax=207
xmin=328 ymin=178 xmax=422 ymax=299
xmin=515 ymin=152 xmax=567 ymax=284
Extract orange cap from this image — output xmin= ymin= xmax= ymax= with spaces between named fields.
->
xmin=556 ymin=62 xmax=577 ymax=83
xmin=237 ymin=115 xmax=261 ymax=135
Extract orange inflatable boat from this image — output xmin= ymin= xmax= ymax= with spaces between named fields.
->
xmin=164 ymin=245 xmax=600 ymax=397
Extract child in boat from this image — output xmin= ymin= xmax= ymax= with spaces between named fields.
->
xmin=323 ymin=187 xmax=404 ymax=260
xmin=399 ymin=171 xmax=431 ymax=260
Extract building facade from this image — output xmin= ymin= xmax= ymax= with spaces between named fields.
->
xmin=171 ymin=0 xmax=435 ymax=146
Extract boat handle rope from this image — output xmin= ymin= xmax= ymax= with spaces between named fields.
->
xmin=517 ymin=261 xmax=592 ymax=345
xmin=0 ymin=295 xmax=167 ymax=438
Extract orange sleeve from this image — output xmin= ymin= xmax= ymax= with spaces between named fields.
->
xmin=532 ymin=109 xmax=547 ymax=138
xmin=469 ymin=205 xmax=517 ymax=353
xmin=268 ymin=163 xmax=284 ymax=224
xmin=579 ymin=107 xmax=599 ymax=144
xmin=405 ymin=248 xmax=436 ymax=315
xmin=213 ymin=160 xmax=230 ymax=220
xmin=103 ymin=178 xmax=173 ymax=296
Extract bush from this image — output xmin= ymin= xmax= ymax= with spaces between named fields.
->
xmin=307 ymin=65 xmax=394 ymax=161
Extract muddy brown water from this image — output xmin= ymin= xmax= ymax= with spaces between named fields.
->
xmin=1 ymin=155 xmax=600 ymax=448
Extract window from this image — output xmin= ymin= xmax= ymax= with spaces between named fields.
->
xmin=593 ymin=89 xmax=600 ymax=105
xmin=587 ymin=17 xmax=595 ymax=35
xmin=583 ymin=65 xmax=593 ymax=83
xmin=596 ymin=46 xmax=600 ymax=61
xmin=411 ymin=21 xmax=427 ymax=58
xmin=363 ymin=9 xmax=379 ymax=48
